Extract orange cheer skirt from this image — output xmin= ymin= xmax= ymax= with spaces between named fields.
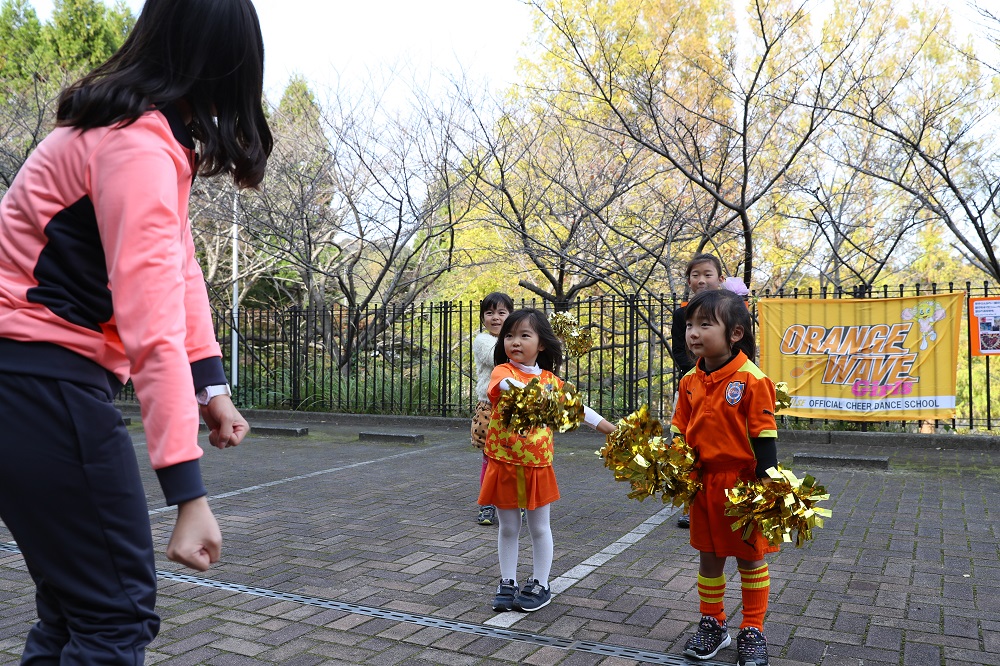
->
xmin=478 ymin=458 xmax=559 ymax=510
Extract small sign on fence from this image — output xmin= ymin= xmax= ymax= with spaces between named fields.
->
xmin=969 ymin=296 xmax=1000 ymax=356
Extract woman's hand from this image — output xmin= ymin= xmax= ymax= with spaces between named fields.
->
xmin=199 ymin=395 xmax=249 ymax=449
xmin=166 ymin=496 xmax=221 ymax=572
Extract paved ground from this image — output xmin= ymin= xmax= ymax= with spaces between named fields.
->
xmin=1 ymin=412 xmax=998 ymax=666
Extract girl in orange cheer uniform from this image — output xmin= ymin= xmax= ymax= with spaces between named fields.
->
xmin=672 ymin=290 xmax=778 ymax=666
xmin=479 ymin=308 xmax=615 ymax=613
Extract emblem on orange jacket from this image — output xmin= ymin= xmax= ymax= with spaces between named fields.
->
xmin=726 ymin=380 xmax=745 ymax=405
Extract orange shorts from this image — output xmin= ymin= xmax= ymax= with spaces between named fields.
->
xmin=478 ymin=458 xmax=559 ymax=510
xmin=689 ymin=466 xmax=779 ymax=560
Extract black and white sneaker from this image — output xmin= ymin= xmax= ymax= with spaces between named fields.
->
xmin=491 ymin=579 xmax=518 ymax=612
xmin=736 ymin=627 xmax=769 ymax=666
xmin=513 ymin=579 xmax=551 ymax=612
xmin=683 ymin=616 xmax=731 ymax=660
xmin=477 ymin=505 xmax=497 ymax=526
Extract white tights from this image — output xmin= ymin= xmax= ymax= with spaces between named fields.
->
xmin=496 ymin=504 xmax=553 ymax=587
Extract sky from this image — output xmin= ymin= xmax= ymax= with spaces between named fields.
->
xmin=30 ymin=0 xmax=538 ymax=100
xmin=28 ymin=0 xmax=990 ymax=103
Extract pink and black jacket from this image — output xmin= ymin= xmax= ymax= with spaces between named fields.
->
xmin=0 ymin=104 xmax=226 ymax=505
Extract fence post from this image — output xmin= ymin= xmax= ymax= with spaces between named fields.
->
xmin=852 ymin=285 xmax=870 ymax=432
xmin=289 ymin=306 xmax=301 ymax=410
xmin=438 ymin=302 xmax=450 ymax=417
xmin=985 ymin=281 xmax=993 ymax=430
xmin=625 ymin=294 xmax=638 ymax=414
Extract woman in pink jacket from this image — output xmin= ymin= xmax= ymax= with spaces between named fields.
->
xmin=0 ymin=0 xmax=271 ymax=662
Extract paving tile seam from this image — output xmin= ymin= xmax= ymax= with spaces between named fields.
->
xmin=155 ymin=569 xmax=726 ymax=665
xmin=0 ymin=542 xmax=723 ymax=666
xmin=146 ymin=444 xmax=450 ymax=515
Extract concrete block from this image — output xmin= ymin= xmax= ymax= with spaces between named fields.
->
xmin=252 ymin=426 xmax=309 ymax=437
xmin=793 ymin=452 xmax=889 ymax=470
xmin=359 ymin=432 xmax=425 ymax=445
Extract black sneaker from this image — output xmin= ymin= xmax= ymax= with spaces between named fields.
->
xmin=491 ymin=579 xmax=518 ymax=612
xmin=736 ymin=627 xmax=769 ymax=666
xmin=677 ymin=513 xmax=690 ymax=528
xmin=477 ymin=505 xmax=497 ymax=526
xmin=513 ymin=579 xmax=551 ymax=612
xmin=683 ymin=616 xmax=731 ymax=660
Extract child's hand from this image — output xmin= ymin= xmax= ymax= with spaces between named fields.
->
xmin=166 ymin=496 xmax=222 ymax=572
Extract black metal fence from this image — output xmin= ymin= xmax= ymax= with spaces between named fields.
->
xmin=213 ymin=295 xmax=680 ymax=421
xmin=118 ymin=281 xmax=1000 ymax=432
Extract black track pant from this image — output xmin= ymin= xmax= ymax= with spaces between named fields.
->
xmin=0 ymin=371 xmax=158 ymax=665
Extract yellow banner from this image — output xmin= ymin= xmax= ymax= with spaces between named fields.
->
xmin=758 ymin=293 xmax=963 ymax=421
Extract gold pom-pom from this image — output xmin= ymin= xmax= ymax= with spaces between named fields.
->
xmin=549 ymin=311 xmax=577 ymax=339
xmin=724 ymin=466 xmax=832 ymax=548
xmin=496 ymin=377 xmax=585 ymax=434
xmin=774 ymin=381 xmax=792 ymax=413
xmin=564 ymin=329 xmax=594 ymax=357
xmin=600 ymin=404 xmax=662 ymax=452
xmin=597 ymin=406 xmax=701 ymax=509
xmin=597 ymin=405 xmax=663 ymax=499
xmin=549 ymin=311 xmax=594 ymax=357
xmin=659 ymin=435 xmax=702 ymax=512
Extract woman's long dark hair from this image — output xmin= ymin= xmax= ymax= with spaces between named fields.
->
xmin=494 ymin=309 xmax=563 ymax=374
xmin=56 ymin=0 xmax=272 ymax=188
xmin=685 ymin=289 xmax=756 ymax=362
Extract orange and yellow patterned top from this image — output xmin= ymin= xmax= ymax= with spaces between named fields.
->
xmin=484 ymin=363 xmax=563 ymax=468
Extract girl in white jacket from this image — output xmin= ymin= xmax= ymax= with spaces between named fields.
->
xmin=471 ymin=292 xmax=513 ymax=525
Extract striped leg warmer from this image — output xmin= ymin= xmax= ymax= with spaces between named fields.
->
xmin=697 ymin=573 xmax=726 ymax=622
xmin=738 ymin=563 xmax=770 ymax=629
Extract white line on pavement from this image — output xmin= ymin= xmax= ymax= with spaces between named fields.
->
xmin=484 ymin=503 xmax=679 ymax=628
